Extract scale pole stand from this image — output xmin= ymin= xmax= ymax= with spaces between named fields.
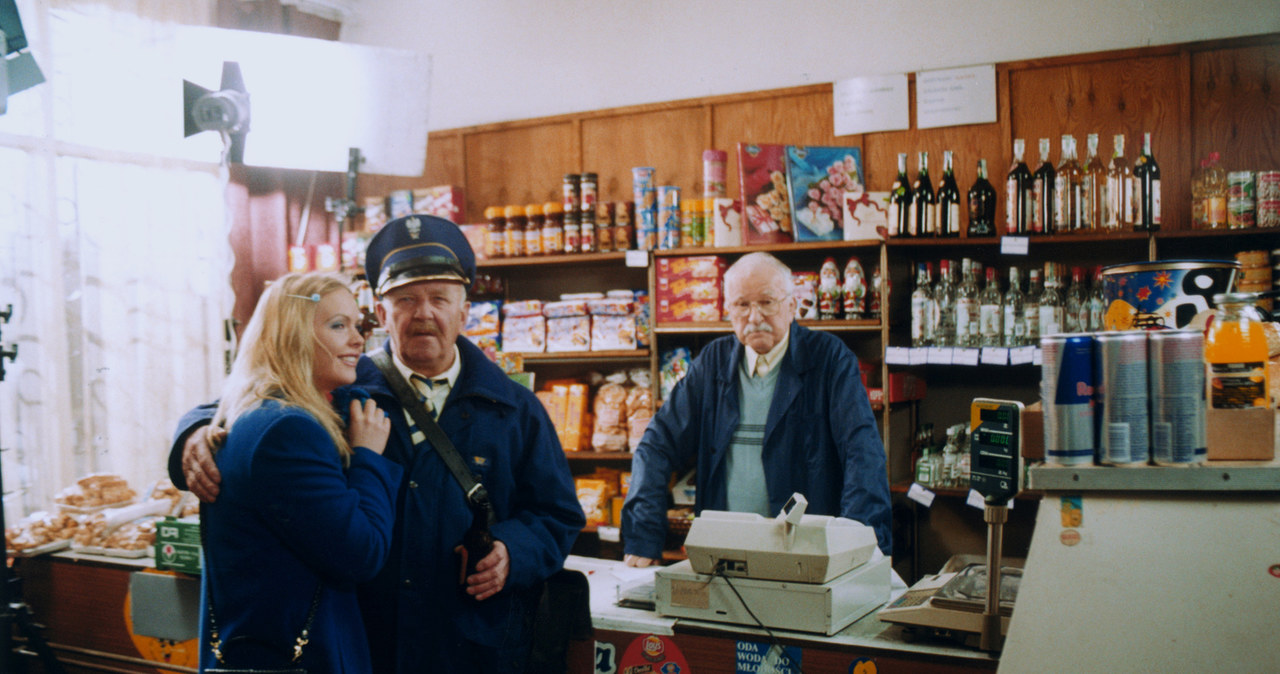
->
xmin=979 ymin=503 xmax=1007 ymax=652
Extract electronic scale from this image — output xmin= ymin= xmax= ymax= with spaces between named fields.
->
xmin=878 ymin=398 xmax=1025 ymax=651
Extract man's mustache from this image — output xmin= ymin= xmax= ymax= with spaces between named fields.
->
xmin=742 ymin=323 xmax=774 ymax=335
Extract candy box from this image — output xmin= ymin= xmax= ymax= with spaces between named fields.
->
xmin=388 ymin=189 xmax=415 ymax=219
xmin=412 ymin=185 xmax=465 ymax=223
xmin=655 ymin=255 xmax=725 ymax=280
xmin=591 ymin=314 xmax=637 ymax=351
xmin=737 ymin=143 xmax=794 ymax=245
xmin=656 ymin=298 xmax=721 ymax=323
xmin=712 ymin=198 xmax=743 ymax=247
xmin=547 ymin=315 xmax=591 ymax=352
xmin=501 ymin=314 xmax=545 ymax=353
xmin=785 ymin=145 xmax=864 ymax=242
xmin=843 ymin=191 xmax=890 ymax=241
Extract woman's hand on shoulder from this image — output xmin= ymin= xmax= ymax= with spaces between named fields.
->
xmin=346 ymin=398 xmax=391 ymax=455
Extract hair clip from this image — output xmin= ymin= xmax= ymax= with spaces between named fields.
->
xmin=287 ymin=293 xmax=322 ymax=303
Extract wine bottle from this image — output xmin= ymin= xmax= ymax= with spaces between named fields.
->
xmin=1031 ymin=138 xmax=1055 ymax=235
xmin=911 ymin=151 xmax=936 ymax=237
xmin=967 ymin=159 xmax=997 ymax=237
xmin=1082 ymin=133 xmax=1105 ymax=231
xmin=1133 ymin=132 xmax=1161 ymax=231
xmin=889 ymin=153 xmax=914 ymax=237
xmin=1104 ymin=134 xmax=1133 ymax=231
xmin=937 ymin=150 xmax=962 ymax=237
xmin=1006 ymin=139 xmax=1032 ymax=235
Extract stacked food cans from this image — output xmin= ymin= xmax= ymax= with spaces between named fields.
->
xmin=1042 ymin=330 xmax=1206 ymax=466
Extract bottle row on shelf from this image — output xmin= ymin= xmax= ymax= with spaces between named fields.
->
xmin=909 ymin=258 xmax=1105 ymax=350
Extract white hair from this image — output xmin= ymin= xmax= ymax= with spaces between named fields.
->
xmin=724 ymin=252 xmax=792 ymax=297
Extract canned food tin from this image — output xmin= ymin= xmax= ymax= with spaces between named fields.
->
xmin=1228 ymin=171 xmax=1256 ymax=200
xmin=1257 ymin=170 xmax=1280 ymax=200
xmin=1094 ymin=331 xmax=1150 ymax=465
xmin=1228 ymin=198 xmax=1256 ymax=228
xmin=657 ymin=185 xmax=681 ymax=250
xmin=1148 ymin=330 xmax=1206 ymax=465
xmin=1041 ymin=334 xmax=1096 ymax=466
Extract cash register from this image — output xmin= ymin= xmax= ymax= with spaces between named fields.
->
xmin=654 ymin=493 xmax=890 ymax=635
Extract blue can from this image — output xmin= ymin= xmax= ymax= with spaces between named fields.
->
xmin=1148 ymin=330 xmax=1206 ymax=465
xmin=1094 ymin=331 xmax=1150 ymax=465
xmin=657 ymin=185 xmax=681 ymax=250
xmin=1042 ymin=334 xmax=1096 ymax=465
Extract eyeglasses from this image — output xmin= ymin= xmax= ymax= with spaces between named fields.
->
xmin=727 ymin=298 xmax=784 ymax=318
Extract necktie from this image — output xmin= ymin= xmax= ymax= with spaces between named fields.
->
xmin=754 ymin=356 xmax=771 ymax=378
xmin=410 ymin=374 xmax=447 ymax=419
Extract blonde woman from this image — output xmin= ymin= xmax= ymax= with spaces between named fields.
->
xmin=199 ymin=272 xmax=401 ymax=673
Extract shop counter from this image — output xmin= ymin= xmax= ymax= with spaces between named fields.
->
xmin=563 ymin=555 xmax=998 ymax=674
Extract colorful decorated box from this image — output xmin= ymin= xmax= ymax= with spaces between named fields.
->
xmin=412 ymin=185 xmax=466 ymax=223
xmin=843 ymin=191 xmax=890 ymax=240
xmin=737 ymin=143 xmax=794 ymax=245
xmin=785 ymin=145 xmax=864 ymax=242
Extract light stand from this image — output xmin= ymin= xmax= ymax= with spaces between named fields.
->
xmin=324 ymin=147 xmax=363 ymax=271
xmin=0 ymin=303 xmax=64 ymax=673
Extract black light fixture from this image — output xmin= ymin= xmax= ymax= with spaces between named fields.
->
xmin=0 ymin=0 xmax=45 ymax=115
xmin=183 ymin=61 xmax=251 ymax=163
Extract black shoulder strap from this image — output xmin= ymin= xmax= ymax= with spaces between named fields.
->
xmin=370 ymin=349 xmax=495 ymax=526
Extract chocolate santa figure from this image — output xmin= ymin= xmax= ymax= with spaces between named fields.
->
xmin=818 ymin=257 xmax=843 ymax=320
xmin=842 ymin=257 xmax=867 ymax=319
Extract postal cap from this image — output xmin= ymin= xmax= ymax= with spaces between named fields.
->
xmin=364 ymin=215 xmax=476 ymax=295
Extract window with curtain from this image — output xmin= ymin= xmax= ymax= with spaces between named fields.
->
xmin=0 ymin=0 xmax=231 ymax=520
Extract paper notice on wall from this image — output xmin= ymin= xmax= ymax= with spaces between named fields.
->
xmin=916 ymin=64 xmax=997 ymax=130
xmin=833 ymin=73 xmax=909 ymax=136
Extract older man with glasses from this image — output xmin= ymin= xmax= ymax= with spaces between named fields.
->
xmin=621 ymin=251 xmax=891 ymax=566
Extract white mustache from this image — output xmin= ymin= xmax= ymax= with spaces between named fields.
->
xmin=742 ymin=323 xmax=774 ymax=335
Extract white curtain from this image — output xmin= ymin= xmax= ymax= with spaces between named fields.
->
xmin=0 ymin=0 xmax=230 ymax=521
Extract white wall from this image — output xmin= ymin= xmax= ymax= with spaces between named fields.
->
xmin=339 ymin=0 xmax=1278 ymax=132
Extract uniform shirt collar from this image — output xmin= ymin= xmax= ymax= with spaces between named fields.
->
xmin=743 ymin=328 xmax=791 ymax=378
xmin=391 ymin=344 xmax=462 ymax=389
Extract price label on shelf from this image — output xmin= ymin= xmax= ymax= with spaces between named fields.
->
xmin=1009 ymin=346 xmax=1036 ymax=365
xmin=909 ymin=348 xmax=929 ymax=366
xmin=981 ymin=347 xmax=1010 ymax=365
xmin=886 ymin=347 xmax=911 ymax=365
xmin=1033 ymin=347 xmax=1043 ymax=366
xmin=908 ymin=483 xmax=937 ymax=508
xmin=1001 ymin=236 xmax=1029 ymax=256
xmin=954 ymin=348 xmax=981 ymax=366
xmin=625 ymin=250 xmax=648 ymax=267
xmin=926 ymin=347 xmax=954 ymax=365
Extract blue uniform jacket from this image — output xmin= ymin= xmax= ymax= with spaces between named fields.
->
xmin=353 ymin=338 xmax=584 ymax=672
xmin=199 ymin=401 xmax=402 ymax=673
xmin=176 ymin=337 xmax=585 ymax=672
xmin=621 ymin=322 xmax=892 ymax=559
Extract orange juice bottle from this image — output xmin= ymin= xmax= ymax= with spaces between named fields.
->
xmin=1204 ymin=292 xmax=1270 ymax=408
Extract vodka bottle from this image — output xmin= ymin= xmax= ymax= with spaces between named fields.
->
xmin=1003 ymin=266 xmax=1026 ymax=347
xmin=1039 ymin=263 xmax=1065 ymax=336
xmin=912 ymin=151 xmax=936 ymax=237
xmin=1104 ymin=134 xmax=1133 ymax=231
xmin=979 ymin=266 xmax=1004 ymax=347
xmin=1064 ymin=266 xmax=1087 ymax=332
xmin=934 ymin=259 xmax=957 ymax=347
xmin=1024 ymin=268 xmax=1043 ymax=344
xmin=1082 ymin=133 xmax=1105 ymax=231
xmin=967 ymin=160 xmax=997 ymax=237
xmin=955 ymin=259 xmax=980 ymax=348
xmin=1133 ymin=132 xmax=1161 ymax=231
xmin=910 ymin=262 xmax=935 ymax=347
xmin=890 ymin=152 xmax=914 ymax=237
xmin=1032 ymin=138 xmax=1056 ymax=234
xmin=937 ymin=150 xmax=962 ymax=237
xmin=1006 ymin=139 xmax=1033 ymax=235
xmin=914 ymin=447 xmax=935 ymax=487
xmin=1088 ymin=265 xmax=1107 ymax=331
xmin=940 ymin=429 xmax=960 ymax=489
xmin=1054 ymin=135 xmax=1083 ymax=233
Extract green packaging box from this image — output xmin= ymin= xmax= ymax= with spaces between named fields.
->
xmin=154 ymin=515 xmax=202 ymax=574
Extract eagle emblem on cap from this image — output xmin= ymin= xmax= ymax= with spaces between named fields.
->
xmin=406 ymin=216 xmax=422 ymax=239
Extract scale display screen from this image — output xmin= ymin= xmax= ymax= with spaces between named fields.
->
xmin=969 ymin=399 xmax=1023 ymax=504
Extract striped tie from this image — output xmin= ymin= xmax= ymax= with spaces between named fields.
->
xmin=410 ymin=374 xmax=446 ymax=420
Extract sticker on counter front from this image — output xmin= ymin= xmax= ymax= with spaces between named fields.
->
xmin=848 ymin=657 xmax=878 ymax=674
xmin=885 ymin=347 xmax=910 ymax=365
xmin=736 ymin=640 xmax=801 ymax=674
xmin=907 ymin=482 xmax=936 ymax=507
xmin=619 ymin=635 xmax=688 ymax=674
xmin=595 ymin=641 xmax=618 ymax=674
xmin=1060 ymin=495 xmax=1083 ymax=528
xmin=953 ymin=347 xmax=981 ymax=366
xmin=1009 ymin=346 xmax=1036 ymax=365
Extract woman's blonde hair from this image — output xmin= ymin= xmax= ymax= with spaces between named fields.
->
xmin=212 ymin=272 xmax=356 ymax=460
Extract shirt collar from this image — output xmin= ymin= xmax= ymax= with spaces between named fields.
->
xmin=391 ymin=344 xmax=462 ymax=388
xmin=743 ymin=328 xmax=791 ymax=377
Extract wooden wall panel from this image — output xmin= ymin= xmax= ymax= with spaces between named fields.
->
xmin=425 ymin=132 xmax=466 ymax=188
xmin=465 ymin=122 xmax=577 ymax=217
xmin=1010 ymin=55 xmax=1186 ymax=228
xmin=711 ymin=90 xmax=850 ymax=200
xmin=581 ymin=107 xmax=708 ymax=204
xmin=1191 ymin=42 xmax=1280 ymax=175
